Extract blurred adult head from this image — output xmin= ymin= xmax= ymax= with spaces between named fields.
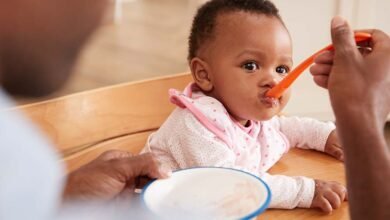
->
xmin=0 ymin=0 xmax=107 ymax=97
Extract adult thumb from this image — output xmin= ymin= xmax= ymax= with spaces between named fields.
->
xmin=331 ymin=16 xmax=357 ymax=56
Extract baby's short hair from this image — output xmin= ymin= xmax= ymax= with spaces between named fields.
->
xmin=188 ymin=0 xmax=282 ymax=61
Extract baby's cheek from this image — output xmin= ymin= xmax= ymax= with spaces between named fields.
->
xmin=279 ymin=90 xmax=291 ymax=109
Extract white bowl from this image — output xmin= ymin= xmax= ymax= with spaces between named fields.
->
xmin=142 ymin=167 xmax=271 ymax=219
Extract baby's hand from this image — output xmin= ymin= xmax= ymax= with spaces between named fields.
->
xmin=324 ymin=130 xmax=344 ymax=161
xmin=311 ymin=179 xmax=348 ymax=214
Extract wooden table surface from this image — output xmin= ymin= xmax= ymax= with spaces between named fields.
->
xmin=258 ymin=148 xmax=349 ymax=219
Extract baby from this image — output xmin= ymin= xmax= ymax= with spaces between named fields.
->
xmin=143 ymin=0 xmax=347 ymax=213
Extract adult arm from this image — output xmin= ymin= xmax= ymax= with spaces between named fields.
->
xmin=310 ymin=16 xmax=390 ymax=219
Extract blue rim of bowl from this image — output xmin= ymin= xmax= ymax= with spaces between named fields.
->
xmin=141 ymin=166 xmax=272 ymax=220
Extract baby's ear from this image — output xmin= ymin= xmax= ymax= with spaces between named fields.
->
xmin=190 ymin=57 xmax=213 ymax=92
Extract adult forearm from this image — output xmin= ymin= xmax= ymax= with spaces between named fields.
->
xmin=336 ymin=115 xmax=390 ymax=220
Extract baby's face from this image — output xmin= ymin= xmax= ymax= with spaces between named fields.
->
xmin=201 ymin=11 xmax=292 ymax=123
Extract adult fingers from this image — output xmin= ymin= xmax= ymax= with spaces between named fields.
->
xmin=331 ymin=16 xmax=359 ymax=58
xmin=313 ymin=50 xmax=334 ymax=65
xmin=312 ymin=74 xmax=329 ymax=89
xmin=355 ymin=29 xmax=390 ymax=50
xmin=115 ymin=153 xmax=172 ymax=181
xmin=98 ymin=150 xmax=134 ymax=161
xmin=135 ymin=176 xmax=154 ymax=189
xmin=310 ymin=63 xmax=332 ymax=76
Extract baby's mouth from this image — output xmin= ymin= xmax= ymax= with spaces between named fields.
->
xmin=260 ymin=91 xmax=280 ymax=107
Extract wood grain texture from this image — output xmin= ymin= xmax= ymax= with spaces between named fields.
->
xmin=16 ymin=73 xmax=192 ymax=153
xmin=63 ymin=130 xmax=154 ymax=172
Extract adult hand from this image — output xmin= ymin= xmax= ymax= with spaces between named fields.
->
xmin=311 ymin=17 xmax=390 ymax=220
xmin=310 ymin=17 xmax=390 ymax=126
xmin=63 ymin=151 xmax=171 ymax=201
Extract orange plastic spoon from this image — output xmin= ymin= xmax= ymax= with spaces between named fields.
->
xmin=266 ymin=32 xmax=372 ymax=98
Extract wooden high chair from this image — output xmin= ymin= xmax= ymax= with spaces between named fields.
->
xmin=15 ymin=73 xmax=349 ymax=219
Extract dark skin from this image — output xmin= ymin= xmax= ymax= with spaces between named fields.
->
xmin=191 ymin=12 xmax=293 ymax=123
xmin=311 ymin=16 xmax=390 ymax=219
xmin=0 ymin=0 xmax=170 ymax=202
xmin=190 ymin=11 xmax=346 ymax=214
xmin=64 ymin=151 xmax=171 ymax=201
xmin=0 ymin=0 xmax=107 ymax=96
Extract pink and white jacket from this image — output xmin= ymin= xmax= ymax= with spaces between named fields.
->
xmin=142 ymin=83 xmax=335 ymax=209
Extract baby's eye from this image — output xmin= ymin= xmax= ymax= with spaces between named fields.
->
xmin=242 ymin=61 xmax=259 ymax=72
xmin=276 ymin=65 xmax=289 ymax=75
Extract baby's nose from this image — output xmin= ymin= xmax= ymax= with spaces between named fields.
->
xmin=259 ymin=73 xmax=280 ymax=88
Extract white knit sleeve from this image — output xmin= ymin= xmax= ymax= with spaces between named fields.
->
xmin=276 ymin=116 xmax=336 ymax=152
xmin=262 ymin=173 xmax=315 ymax=209
xmin=144 ymin=109 xmax=238 ymax=170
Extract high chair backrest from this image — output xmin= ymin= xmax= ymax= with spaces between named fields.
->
xmin=15 ymin=73 xmax=192 ymax=172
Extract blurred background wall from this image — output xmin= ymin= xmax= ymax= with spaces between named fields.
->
xmin=19 ymin=0 xmax=390 ymax=121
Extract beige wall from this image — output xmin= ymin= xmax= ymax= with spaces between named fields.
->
xmin=23 ymin=0 xmax=388 ymax=120
xmin=271 ymin=0 xmax=389 ymax=121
